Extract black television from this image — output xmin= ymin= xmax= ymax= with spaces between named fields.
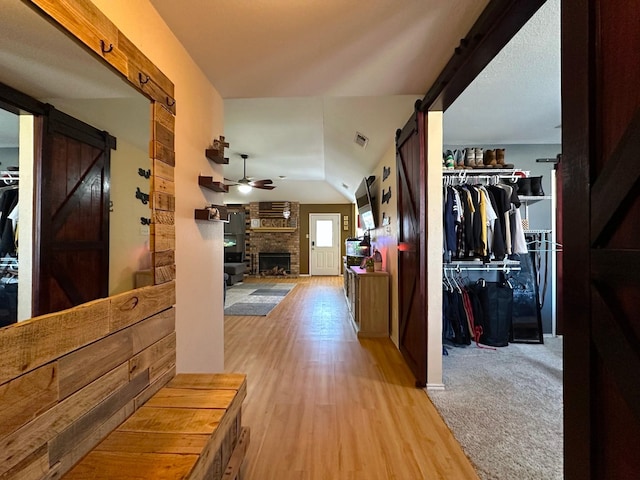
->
xmin=355 ymin=175 xmax=377 ymax=231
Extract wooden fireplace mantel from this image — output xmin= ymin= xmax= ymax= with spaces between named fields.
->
xmin=251 ymin=227 xmax=297 ymax=232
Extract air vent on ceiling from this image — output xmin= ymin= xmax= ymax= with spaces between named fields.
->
xmin=354 ymin=131 xmax=369 ymax=148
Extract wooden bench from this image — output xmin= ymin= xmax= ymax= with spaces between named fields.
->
xmin=62 ymin=373 xmax=249 ymax=479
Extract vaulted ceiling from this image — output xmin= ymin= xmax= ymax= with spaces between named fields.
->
xmin=149 ymin=0 xmax=560 ymax=204
xmin=0 ymin=0 xmax=560 ymax=205
xmin=149 ymin=0 xmax=489 ymax=203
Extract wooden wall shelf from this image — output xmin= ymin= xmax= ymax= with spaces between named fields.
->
xmin=195 ymin=204 xmax=228 ymax=222
xmin=205 ymin=149 xmax=229 ymax=164
xmin=198 ymin=175 xmax=229 ymax=192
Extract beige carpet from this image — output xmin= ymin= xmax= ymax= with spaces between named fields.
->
xmin=428 ymin=337 xmax=563 ymax=480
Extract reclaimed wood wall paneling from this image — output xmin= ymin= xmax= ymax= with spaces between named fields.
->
xmin=0 ymin=0 xmax=179 ymax=477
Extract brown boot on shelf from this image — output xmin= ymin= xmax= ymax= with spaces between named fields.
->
xmin=474 ymin=147 xmax=484 ymax=168
xmin=484 ymin=149 xmax=496 ymax=167
xmin=495 ymin=148 xmax=505 ymax=166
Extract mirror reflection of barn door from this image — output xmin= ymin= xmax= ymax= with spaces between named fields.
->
xmin=34 ymin=106 xmax=114 ymax=316
xmin=309 ymin=213 xmax=340 ymax=276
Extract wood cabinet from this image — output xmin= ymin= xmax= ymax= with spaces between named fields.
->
xmin=343 ymin=265 xmax=389 ymax=338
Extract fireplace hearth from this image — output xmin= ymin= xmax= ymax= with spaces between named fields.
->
xmin=259 ymin=252 xmax=291 ymax=275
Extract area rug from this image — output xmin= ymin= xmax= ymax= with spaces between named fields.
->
xmin=224 ymin=282 xmax=295 ymax=316
xmin=427 ymin=337 xmax=563 ymax=480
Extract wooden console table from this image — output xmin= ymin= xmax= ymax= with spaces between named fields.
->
xmin=343 ymin=266 xmax=389 ymax=338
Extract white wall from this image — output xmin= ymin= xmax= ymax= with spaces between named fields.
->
xmin=369 ymin=143 xmax=399 ymax=346
xmin=17 ymin=116 xmax=33 ymax=321
xmin=426 ymin=112 xmax=444 ymax=389
xmin=92 ymin=0 xmax=226 ymax=372
xmin=0 ymin=148 xmax=18 ymax=168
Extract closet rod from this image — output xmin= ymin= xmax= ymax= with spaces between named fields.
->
xmin=442 ymin=170 xmax=529 ymax=185
xmin=0 ymin=171 xmax=19 ymax=186
xmin=444 ymin=261 xmax=521 ymax=272
xmin=443 ymin=266 xmax=521 ymax=272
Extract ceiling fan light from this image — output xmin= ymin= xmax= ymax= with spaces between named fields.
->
xmin=238 ymin=184 xmax=252 ymax=194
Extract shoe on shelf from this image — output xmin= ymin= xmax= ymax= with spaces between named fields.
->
xmin=444 ymin=150 xmax=455 ymax=169
xmin=464 ymin=148 xmax=475 ymax=168
xmin=484 ymin=149 xmax=496 ymax=167
xmin=516 ymin=177 xmax=532 ymax=196
xmin=474 ymin=147 xmax=484 ymax=168
xmin=453 ymin=149 xmax=465 ymax=169
xmin=530 ymin=176 xmax=545 ymax=195
xmin=495 ymin=148 xmax=505 ymax=166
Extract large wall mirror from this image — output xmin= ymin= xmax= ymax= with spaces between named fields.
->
xmin=0 ymin=0 xmax=155 ymax=324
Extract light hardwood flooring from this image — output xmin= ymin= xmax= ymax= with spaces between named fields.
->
xmin=224 ymin=276 xmax=479 ymax=479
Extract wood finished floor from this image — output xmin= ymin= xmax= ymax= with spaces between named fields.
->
xmin=224 ymin=276 xmax=479 ymax=480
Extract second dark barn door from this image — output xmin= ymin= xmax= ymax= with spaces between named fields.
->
xmin=34 ymin=107 xmax=114 ymax=316
xmin=563 ymin=0 xmax=640 ymax=477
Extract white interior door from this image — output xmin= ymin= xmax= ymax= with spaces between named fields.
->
xmin=309 ymin=213 xmax=340 ymax=275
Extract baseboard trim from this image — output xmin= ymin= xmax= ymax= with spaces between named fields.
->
xmin=426 ymin=383 xmax=445 ymax=391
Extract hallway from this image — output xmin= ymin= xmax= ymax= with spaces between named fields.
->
xmin=224 ymin=276 xmax=478 ymax=479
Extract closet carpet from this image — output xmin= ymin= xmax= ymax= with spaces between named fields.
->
xmin=428 ymin=337 xmax=563 ymax=480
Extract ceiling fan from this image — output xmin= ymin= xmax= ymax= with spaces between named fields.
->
xmin=225 ymin=154 xmax=275 ymax=192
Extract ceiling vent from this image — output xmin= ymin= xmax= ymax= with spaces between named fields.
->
xmin=354 ymin=131 xmax=369 ymax=148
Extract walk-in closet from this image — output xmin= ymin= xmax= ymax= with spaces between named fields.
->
xmin=425 ymin=1 xmax=564 ymax=478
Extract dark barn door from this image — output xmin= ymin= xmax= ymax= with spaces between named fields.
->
xmin=396 ymin=106 xmax=427 ymax=387
xmin=34 ymin=107 xmax=113 ymax=316
xmin=563 ymin=1 xmax=640 ymax=478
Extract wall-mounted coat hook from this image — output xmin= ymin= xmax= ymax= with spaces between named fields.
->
xmin=383 ymin=166 xmax=391 ymax=181
xmin=382 ymin=187 xmax=392 ymax=204
xmin=100 ymin=40 xmax=113 ymax=54
xmin=135 ymin=186 xmax=150 ymax=205
xmin=140 ymin=217 xmax=151 ymax=226
xmin=138 ymin=168 xmax=151 ymax=179
xmin=138 ymin=73 xmax=150 ymax=85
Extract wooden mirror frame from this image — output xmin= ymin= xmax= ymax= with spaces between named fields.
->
xmin=27 ymin=0 xmax=177 ymax=289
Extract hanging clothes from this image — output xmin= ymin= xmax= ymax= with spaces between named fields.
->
xmin=0 ymin=186 xmax=18 ymax=256
xmin=0 ymin=182 xmax=19 ymax=327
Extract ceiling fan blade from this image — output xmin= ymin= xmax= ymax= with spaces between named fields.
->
xmin=253 ymin=184 xmax=276 ymax=190
xmin=249 ymin=179 xmax=273 ymax=186
xmin=224 ymin=177 xmax=240 ymax=185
